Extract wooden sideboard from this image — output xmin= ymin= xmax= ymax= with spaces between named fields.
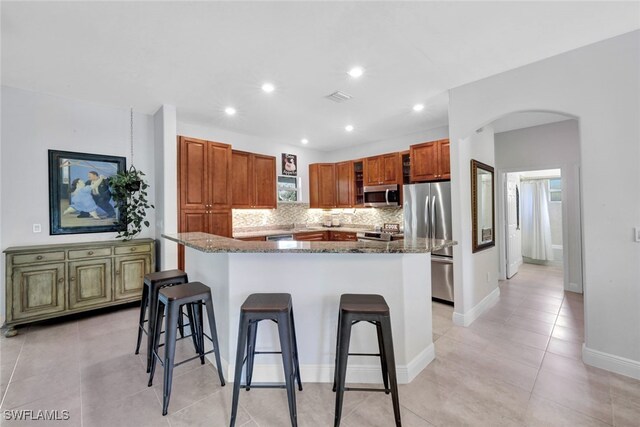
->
xmin=3 ymin=238 xmax=155 ymax=336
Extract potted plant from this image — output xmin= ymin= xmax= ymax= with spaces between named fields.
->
xmin=110 ymin=165 xmax=154 ymax=240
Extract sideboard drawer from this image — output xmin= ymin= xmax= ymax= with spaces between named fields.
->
xmin=68 ymin=247 xmax=112 ymax=260
xmin=115 ymin=244 xmax=151 ymax=255
xmin=12 ymin=251 xmax=65 ymax=265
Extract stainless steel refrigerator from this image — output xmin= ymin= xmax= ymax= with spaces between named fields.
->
xmin=403 ymin=182 xmax=454 ymax=304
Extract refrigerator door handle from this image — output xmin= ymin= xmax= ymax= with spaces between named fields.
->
xmin=424 ymin=195 xmax=431 ymax=238
xmin=431 ymin=196 xmax=436 ymax=240
xmin=432 ymin=255 xmax=454 ymax=264
xmin=385 ymin=188 xmax=389 ymax=205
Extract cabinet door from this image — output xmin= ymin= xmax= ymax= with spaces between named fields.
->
xmin=364 ymin=156 xmax=382 ymax=186
xmin=335 ymin=161 xmax=353 ymax=208
xmin=11 ymin=263 xmax=65 ymax=320
xmin=231 ymin=150 xmax=252 ymax=208
xmin=410 ymin=141 xmax=439 ymax=182
xmin=179 ymin=137 xmax=209 ymax=210
xmin=181 ymin=210 xmax=208 ymax=233
xmin=294 ymin=231 xmax=327 ymax=241
xmin=309 ymin=164 xmax=319 ymax=208
xmin=114 ymin=255 xmax=151 ymax=300
xmin=253 ymin=154 xmax=277 ymax=208
xmin=317 ymin=164 xmax=336 ymax=208
xmin=382 ymin=153 xmax=401 ymax=184
xmin=438 ymin=139 xmax=451 ymax=179
xmin=68 ymin=259 xmax=112 ymax=309
xmin=208 ymin=142 xmax=232 ymax=209
xmin=209 ymin=210 xmax=232 ymax=238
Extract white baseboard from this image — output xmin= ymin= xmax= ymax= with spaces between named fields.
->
xmin=452 ymin=286 xmax=501 ymax=327
xmin=210 ymin=343 xmax=435 ymax=385
xmin=583 ymin=345 xmax=640 ymax=380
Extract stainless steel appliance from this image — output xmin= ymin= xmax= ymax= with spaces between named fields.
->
xmin=266 ymin=234 xmax=293 ymax=241
xmin=363 ymin=184 xmax=400 ymax=207
xmin=404 ymin=181 xmax=454 ymax=304
xmin=356 ymin=231 xmax=404 ymax=242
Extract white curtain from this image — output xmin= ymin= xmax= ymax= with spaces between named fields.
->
xmin=521 ymin=180 xmax=553 ymax=261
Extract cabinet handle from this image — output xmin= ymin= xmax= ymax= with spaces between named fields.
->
xmin=130 ymin=247 xmax=136 ymax=252
xmin=70 ymin=277 xmax=75 ymax=281
xmin=88 ymin=251 xmax=94 ymax=255
xmin=36 ymin=255 xmax=43 ymax=260
xmin=58 ymin=277 xmax=64 ymax=283
xmin=116 ymin=270 xmax=120 ymax=275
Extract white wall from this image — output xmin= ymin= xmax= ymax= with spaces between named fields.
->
xmin=448 ymin=31 xmax=640 ymax=377
xmin=153 ymin=105 xmax=178 ymax=270
xmin=0 ymin=86 xmax=156 ymax=320
xmin=324 ymin=126 xmax=449 ymax=162
xmin=450 ymin=124 xmax=500 ymax=325
xmin=495 ymin=120 xmax=581 ymax=290
xmin=177 ymin=122 xmax=327 ymax=204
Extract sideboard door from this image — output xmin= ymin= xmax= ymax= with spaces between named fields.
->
xmin=114 ymin=255 xmax=150 ymax=300
xmin=11 ymin=263 xmax=66 ymax=320
xmin=68 ymin=259 xmax=113 ymax=309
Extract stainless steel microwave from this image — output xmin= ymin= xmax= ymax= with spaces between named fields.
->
xmin=363 ymin=184 xmax=400 ymax=207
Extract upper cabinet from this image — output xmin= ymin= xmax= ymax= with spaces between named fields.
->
xmin=179 ymin=136 xmax=232 ymax=211
xmin=231 ymin=150 xmax=277 ymax=209
xmin=364 ymin=153 xmax=401 ymax=186
xmin=309 ymin=163 xmax=336 ymax=209
xmin=335 ymin=161 xmax=354 ymax=208
xmin=410 ymin=139 xmax=451 ymax=182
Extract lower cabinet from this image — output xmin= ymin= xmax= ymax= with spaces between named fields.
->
xmin=68 ymin=258 xmax=113 ymax=309
xmin=4 ymin=239 xmax=155 ymax=336
xmin=328 ymin=231 xmax=357 ymax=241
xmin=293 ymin=231 xmax=328 ymax=241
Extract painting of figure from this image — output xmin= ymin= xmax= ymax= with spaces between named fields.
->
xmin=49 ymin=150 xmax=126 ymax=235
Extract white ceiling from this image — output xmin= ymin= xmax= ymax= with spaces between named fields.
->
xmin=2 ymin=2 xmax=638 ymax=151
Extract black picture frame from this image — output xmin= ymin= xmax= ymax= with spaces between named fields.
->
xmin=49 ymin=150 xmax=126 ymax=235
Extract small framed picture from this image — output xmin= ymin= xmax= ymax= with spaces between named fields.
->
xmin=48 ymin=150 xmax=126 ymax=235
xmin=282 ymin=153 xmax=297 ymax=176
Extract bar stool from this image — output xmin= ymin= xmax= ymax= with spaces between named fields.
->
xmin=230 ymin=293 xmax=303 ymax=427
xmin=333 ymin=294 xmax=401 ymax=427
xmin=136 ymin=270 xmax=191 ymax=372
xmin=148 ymin=281 xmax=226 ymax=416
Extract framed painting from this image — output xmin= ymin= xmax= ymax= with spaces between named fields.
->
xmin=48 ymin=150 xmax=126 ymax=235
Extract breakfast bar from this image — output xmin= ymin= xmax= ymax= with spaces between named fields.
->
xmin=163 ymin=232 xmax=456 ymax=385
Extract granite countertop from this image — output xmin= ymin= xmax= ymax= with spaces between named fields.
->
xmin=232 ymin=225 xmax=370 ymax=239
xmin=163 ymin=232 xmax=456 ymax=254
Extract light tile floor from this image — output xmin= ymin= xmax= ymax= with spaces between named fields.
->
xmin=1 ymin=263 xmax=639 ymax=426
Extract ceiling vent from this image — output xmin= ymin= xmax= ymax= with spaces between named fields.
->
xmin=326 ymin=91 xmax=352 ymax=103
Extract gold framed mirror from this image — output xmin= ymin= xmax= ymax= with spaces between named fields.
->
xmin=471 ymin=159 xmax=495 ymax=253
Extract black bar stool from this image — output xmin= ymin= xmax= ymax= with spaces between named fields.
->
xmin=148 ymin=281 xmax=226 ymax=416
xmin=230 ymin=293 xmax=302 ymax=427
xmin=333 ymin=294 xmax=401 ymax=427
xmin=136 ymin=269 xmax=191 ymax=372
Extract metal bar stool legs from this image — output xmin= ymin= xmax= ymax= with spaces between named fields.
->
xmin=230 ymin=293 xmax=302 ymax=427
xmin=148 ymin=282 xmax=225 ymax=416
xmin=333 ymin=294 xmax=401 ymax=427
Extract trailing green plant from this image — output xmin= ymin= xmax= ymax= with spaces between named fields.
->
xmin=110 ymin=165 xmax=154 ymax=240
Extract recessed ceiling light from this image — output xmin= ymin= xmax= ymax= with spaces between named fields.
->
xmin=413 ymin=104 xmax=425 ymax=112
xmin=301 ymin=138 xmax=309 ymax=144
xmin=347 ymin=67 xmax=364 ymax=78
xmin=224 ymin=107 xmax=236 ymax=116
xmin=345 ymin=125 xmax=354 ymax=132
xmin=261 ymin=83 xmax=275 ymax=93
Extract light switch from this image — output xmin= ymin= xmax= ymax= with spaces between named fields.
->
xmin=33 ymin=224 xmax=42 ymax=233
xmin=635 ymin=227 xmax=640 ymax=242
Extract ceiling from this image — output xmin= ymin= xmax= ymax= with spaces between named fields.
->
xmin=2 ymin=2 xmax=638 ymax=151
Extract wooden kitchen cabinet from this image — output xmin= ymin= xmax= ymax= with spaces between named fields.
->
xmin=293 ymin=231 xmax=328 ymax=241
xmin=410 ymin=139 xmax=450 ymax=182
xmin=364 ymin=153 xmax=401 ymax=186
xmin=4 ymin=239 xmax=155 ymax=336
xmin=309 ymin=163 xmax=336 ymax=208
xmin=178 ymin=136 xmax=233 ymax=269
xmin=335 ymin=161 xmax=354 ymax=208
xmin=236 ymin=236 xmax=267 ymax=241
xmin=328 ymin=231 xmax=357 ymax=241
xmin=231 ymin=150 xmax=277 ymax=209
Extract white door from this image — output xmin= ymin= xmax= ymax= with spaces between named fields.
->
xmin=506 ymin=173 xmax=522 ymax=278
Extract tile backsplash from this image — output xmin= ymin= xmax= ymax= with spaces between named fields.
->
xmin=232 ymin=203 xmax=403 ymax=229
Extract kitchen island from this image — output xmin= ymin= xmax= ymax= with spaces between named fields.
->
xmin=162 ymin=232 xmax=456 ymax=384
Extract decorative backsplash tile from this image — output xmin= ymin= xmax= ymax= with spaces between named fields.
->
xmin=232 ymin=203 xmax=403 ymax=230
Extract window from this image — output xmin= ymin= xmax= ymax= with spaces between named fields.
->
xmin=549 ymin=178 xmax=562 ymax=202
xmin=277 ymin=176 xmax=301 ymax=202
